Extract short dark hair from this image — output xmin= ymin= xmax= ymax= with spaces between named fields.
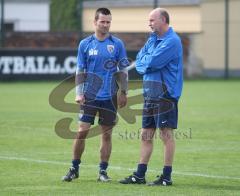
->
xmin=95 ymin=8 xmax=111 ymax=20
xmin=160 ymin=9 xmax=170 ymax=24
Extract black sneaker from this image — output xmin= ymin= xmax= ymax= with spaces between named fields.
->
xmin=147 ymin=174 xmax=172 ymax=186
xmin=62 ymin=167 xmax=79 ymax=182
xmin=98 ymin=170 xmax=111 ymax=182
xmin=119 ymin=172 xmax=146 ymax=184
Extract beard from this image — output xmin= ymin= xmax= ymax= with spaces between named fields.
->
xmin=99 ymin=27 xmax=109 ymax=34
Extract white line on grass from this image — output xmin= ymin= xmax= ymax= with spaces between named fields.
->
xmin=0 ymin=155 xmax=240 ymax=181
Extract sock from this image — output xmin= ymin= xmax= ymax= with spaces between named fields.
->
xmin=163 ymin=166 xmax=172 ymax=180
xmin=99 ymin=161 xmax=108 ymax=171
xmin=72 ymin=159 xmax=81 ymax=171
xmin=135 ymin=163 xmax=147 ymax=178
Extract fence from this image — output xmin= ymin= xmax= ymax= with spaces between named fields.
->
xmin=0 ymin=49 xmax=139 ymax=81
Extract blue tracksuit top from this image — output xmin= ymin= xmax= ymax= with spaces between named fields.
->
xmin=77 ymin=34 xmax=128 ymax=100
xmin=136 ymin=27 xmax=183 ymax=101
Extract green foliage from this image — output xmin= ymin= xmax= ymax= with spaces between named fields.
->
xmin=50 ymin=0 xmax=81 ymax=31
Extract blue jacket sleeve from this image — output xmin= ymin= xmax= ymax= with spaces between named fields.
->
xmin=135 ymin=41 xmax=149 ymax=74
xmin=137 ymin=38 xmax=177 ymax=74
xmin=77 ymin=41 xmax=87 ymax=70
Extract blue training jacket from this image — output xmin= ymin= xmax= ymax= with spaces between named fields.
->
xmin=77 ymin=34 xmax=128 ymax=100
xmin=136 ymin=27 xmax=183 ymax=101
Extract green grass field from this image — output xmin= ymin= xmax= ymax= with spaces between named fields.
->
xmin=0 ymin=80 xmax=240 ymax=195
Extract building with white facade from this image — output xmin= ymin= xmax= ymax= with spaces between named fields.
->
xmin=4 ymin=0 xmax=50 ymax=32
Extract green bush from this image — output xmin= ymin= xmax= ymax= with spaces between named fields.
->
xmin=50 ymin=0 xmax=82 ymax=31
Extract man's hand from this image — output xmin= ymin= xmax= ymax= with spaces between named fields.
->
xmin=75 ymin=95 xmax=85 ymax=105
xmin=118 ymin=93 xmax=127 ymax=108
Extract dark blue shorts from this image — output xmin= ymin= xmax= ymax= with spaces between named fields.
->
xmin=79 ymin=96 xmax=117 ymax=126
xmin=142 ymin=98 xmax=178 ymax=129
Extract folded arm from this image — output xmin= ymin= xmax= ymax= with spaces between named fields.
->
xmin=136 ymin=39 xmax=176 ymax=74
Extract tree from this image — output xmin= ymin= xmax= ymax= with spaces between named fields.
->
xmin=50 ymin=0 xmax=81 ymax=31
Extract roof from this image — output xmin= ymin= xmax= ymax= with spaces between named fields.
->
xmin=83 ymin=0 xmax=201 ymax=8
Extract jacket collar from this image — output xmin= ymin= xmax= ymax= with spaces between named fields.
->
xmin=150 ymin=27 xmax=173 ymax=41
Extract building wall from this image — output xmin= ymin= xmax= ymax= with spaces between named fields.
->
xmin=83 ymin=6 xmax=201 ymax=33
xmin=4 ymin=1 xmax=239 ymax=77
xmin=200 ymin=1 xmax=225 ymax=71
xmin=5 ymin=0 xmax=50 ymax=31
xmin=83 ymin=1 xmax=240 ymax=77
xmin=199 ymin=0 xmax=240 ymax=73
xmin=229 ymin=0 xmax=240 ymax=71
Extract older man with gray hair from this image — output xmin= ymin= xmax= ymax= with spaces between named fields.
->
xmin=119 ymin=8 xmax=183 ymax=186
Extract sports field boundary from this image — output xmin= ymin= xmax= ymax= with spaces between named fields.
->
xmin=1 ymin=155 xmax=239 ymax=181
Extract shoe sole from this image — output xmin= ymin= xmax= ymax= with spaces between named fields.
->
xmin=97 ymin=178 xmax=111 ymax=182
xmin=119 ymin=180 xmax=146 ymax=184
xmin=62 ymin=176 xmax=79 ymax=182
xmin=62 ymin=178 xmax=72 ymax=182
xmin=147 ymin=182 xmax=172 ymax=186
